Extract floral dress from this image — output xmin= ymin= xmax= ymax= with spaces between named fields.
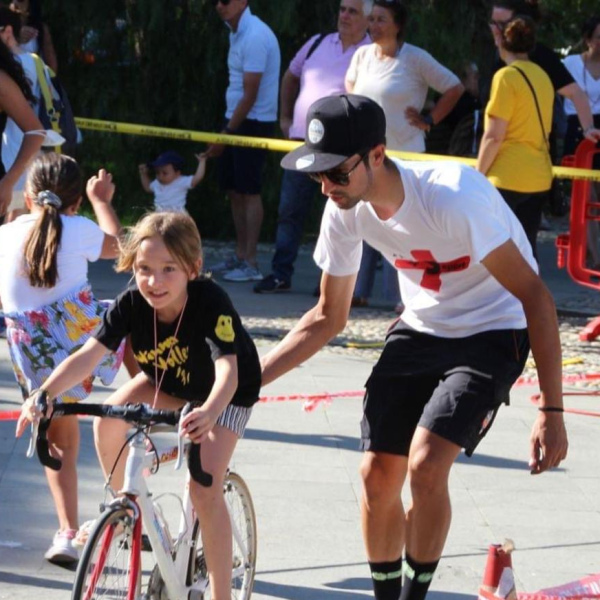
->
xmin=4 ymin=284 xmax=124 ymax=403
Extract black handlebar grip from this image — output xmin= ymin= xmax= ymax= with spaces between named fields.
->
xmin=36 ymin=420 xmax=61 ymax=471
xmin=188 ymin=442 xmax=213 ymax=488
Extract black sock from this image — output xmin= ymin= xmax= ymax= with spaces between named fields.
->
xmin=368 ymin=556 xmax=403 ymax=600
xmin=399 ymin=553 xmax=439 ymax=600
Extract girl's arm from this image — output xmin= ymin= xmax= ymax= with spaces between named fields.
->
xmin=86 ymin=169 xmax=122 ymax=259
xmin=180 ymin=355 xmax=238 ymax=443
xmin=190 ymin=153 xmax=207 ymax=188
xmin=0 ymin=71 xmax=44 ymax=213
xmin=15 ymin=338 xmax=110 ymax=438
xmin=476 ymin=115 xmax=508 ymax=176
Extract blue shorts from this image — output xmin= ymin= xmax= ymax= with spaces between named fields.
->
xmin=218 ymin=119 xmax=275 ymax=195
xmin=360 ymin=323 xmax=529 ymax=457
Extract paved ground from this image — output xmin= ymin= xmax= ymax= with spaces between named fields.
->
xmin=0 ymin=231 xmax=599 ymax=599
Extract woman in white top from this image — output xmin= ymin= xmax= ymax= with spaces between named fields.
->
xmin=345 ymin=0 xmax=463 ymax=309
xmin=563 ymin=16 xmax=600 ymax=157
xmin=0 ymin=153 xmax=124 ymax=565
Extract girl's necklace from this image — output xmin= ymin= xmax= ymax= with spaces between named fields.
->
xmin=152 ymin=296 xmax=188 ymax=409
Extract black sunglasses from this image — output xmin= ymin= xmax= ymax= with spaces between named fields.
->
xmin=308 ymin=152 xmax=367 ymax=186
xmin=211 ymin=0 xmax=232 ymax=6
xmin=488 ymin=18 xmax=511 ymax=30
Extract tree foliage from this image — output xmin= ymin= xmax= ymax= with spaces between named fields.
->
xmin=40 ymin=0 xmax=599 ymax=236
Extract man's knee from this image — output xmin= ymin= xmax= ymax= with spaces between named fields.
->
xmin=360 ymin=453 xmax=405 ymax=506
xmin=408 ymin=435 xmax=458 ymax=498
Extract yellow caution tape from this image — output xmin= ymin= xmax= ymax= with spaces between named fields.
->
xmin=74 ymin=117 xmax=600 ymax=182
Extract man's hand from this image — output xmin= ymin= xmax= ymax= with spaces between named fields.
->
xmin=529 ymin=411 xmax=568 ymax=474
xmin=87 ymin=169 xmax=115 ymax=204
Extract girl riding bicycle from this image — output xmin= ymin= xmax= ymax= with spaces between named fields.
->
xmin=2 ymin=152 xmax=124 ymax=565
xmin=16 ymin=211 xmax=261 ymax=597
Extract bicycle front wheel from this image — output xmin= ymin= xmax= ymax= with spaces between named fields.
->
xmin=72 ymin=505 xmax=141 ymax=600
xmin=188 ymin=471 xmax=257 ymax=600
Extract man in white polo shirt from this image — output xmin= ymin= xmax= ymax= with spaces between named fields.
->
xmin=207 ymin=0 xmax=280 ymax=282
xmin=260 ymin=94 xmax=568 ymax=600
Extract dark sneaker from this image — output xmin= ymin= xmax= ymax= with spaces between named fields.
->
xmin=253 ymin=274 xmax=291 ymax=294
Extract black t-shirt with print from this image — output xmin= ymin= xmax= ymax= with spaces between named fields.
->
xmin=94 ymin=278 xmax=261 ymax=407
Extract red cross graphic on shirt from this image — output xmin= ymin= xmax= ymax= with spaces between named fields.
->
xmin=394 ymin=250 xmax=471 ymax=292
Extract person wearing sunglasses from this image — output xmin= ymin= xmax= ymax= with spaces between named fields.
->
xmin=205 ymin=0 xmax=280 ymax=283
xmin=260 ymin=94 xmax=567 ymax=600
xmin=345 ymin=0 xmax=464 ymax=312
xmin=253 ymin=0 xmax=370 ymax=295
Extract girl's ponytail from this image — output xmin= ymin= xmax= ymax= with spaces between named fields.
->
xmin=24 ymin=153 xmax=82 ymax=288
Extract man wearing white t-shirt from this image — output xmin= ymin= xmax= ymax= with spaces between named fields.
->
xmin=260 ymin=94 xmax=568 ymax=600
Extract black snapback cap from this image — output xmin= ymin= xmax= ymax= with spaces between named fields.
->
xmin=280 ymin=94 xmax=386 ymax=173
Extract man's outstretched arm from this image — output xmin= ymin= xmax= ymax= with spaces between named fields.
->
xmin=261 ymin=272 xmax=356 ymax=386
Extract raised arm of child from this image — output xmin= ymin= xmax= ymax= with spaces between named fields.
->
xmin=138 ymin=163 xmax=152 ymax=193
xmin=190 ymin=153 xmax=207 ymax=189
xmin=87 ymin=169 xmax=122 ymax=259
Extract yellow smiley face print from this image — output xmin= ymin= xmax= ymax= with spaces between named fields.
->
xmin=215 ymin=315 xmax=235 ymax=343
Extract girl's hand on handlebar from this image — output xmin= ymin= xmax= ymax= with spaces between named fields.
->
xmin=15 ymin=393 xmax=53 ymax=438
xmin=180 ymin=405 xmax=217 ymax=443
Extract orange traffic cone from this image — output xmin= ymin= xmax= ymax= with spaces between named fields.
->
xmin=478 ymin=540 xmax=517 ymax=600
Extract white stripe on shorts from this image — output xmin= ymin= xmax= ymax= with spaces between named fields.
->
xmin=216 ymin=403 xmax=253 ymax=438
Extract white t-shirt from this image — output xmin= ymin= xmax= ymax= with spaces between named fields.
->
xmin=313 ymin=159 xmax=536 ymax=337
xmin=0 ymin=214 xmax=104 ymax=312
xmin=346 ymin=43 xmax=460 ymax=152
xmin=225 ymin=7 xmax=280 ymax=122
xmin=562 ymin=54 xmax=600 ymax=116
xmin=1 ymin=53 xmax=41 ymax=192
xmin=149 ymin=175 xmax=193 ymax=212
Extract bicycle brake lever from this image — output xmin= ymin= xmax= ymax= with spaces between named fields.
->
xmin=26 ymin=420 xmax=39 ymax=458
xmin=25 ymin=389 xmax=49 ymax=459
xmin=175 ymin=412 xmax=186 ymax=471
xmin=179 ymin=402 xmax=213 ymax=487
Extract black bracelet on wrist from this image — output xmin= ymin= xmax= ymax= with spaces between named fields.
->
xmin=538 ymin=406 xmax=564 ymax=413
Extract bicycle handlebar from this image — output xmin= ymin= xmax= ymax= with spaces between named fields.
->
xmin=26 ymin=391 xmax=213 ymax=487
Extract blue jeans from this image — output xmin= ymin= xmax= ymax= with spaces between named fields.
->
xmin=272 ymin=170 xmax=321 ymax=282
xmin=354 ymin=242 xmax=400 ymax=304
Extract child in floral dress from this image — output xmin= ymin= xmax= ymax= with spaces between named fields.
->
xmin=0 ymin=153 xmax=124 ymax=565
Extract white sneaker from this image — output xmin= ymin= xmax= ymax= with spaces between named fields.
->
xmin=45 ymin=529 xmax=79 ymax=565
xmin=209 ymin=255 xmax=243 ymax=273
xmin=222 ymin=262 xmax=263 ymax=282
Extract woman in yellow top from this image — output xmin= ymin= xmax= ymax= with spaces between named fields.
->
xmin=477 ymin=15 xmax=553 ymax=257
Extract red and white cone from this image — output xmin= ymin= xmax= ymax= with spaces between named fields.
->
xmin=478 ymin=540 xmax=517 ymax=600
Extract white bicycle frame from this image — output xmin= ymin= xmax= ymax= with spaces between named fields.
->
xmin=112 ymin=429 xmax=250 ymax=600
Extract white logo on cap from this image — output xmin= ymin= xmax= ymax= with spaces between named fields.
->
xmin=296 ymin=154 xmax=315 ymax=170
xmin=308 ymin=119 xmax=325 ymax=144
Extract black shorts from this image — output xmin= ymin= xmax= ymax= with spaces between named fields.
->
xmin=360 ymin=323 xmax=529 ymax=457
xmin=218 ymin=119 xmax=275 ymax=195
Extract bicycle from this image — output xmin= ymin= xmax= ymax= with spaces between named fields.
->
xmin=26 ymin=392 xmax=257 ymax=600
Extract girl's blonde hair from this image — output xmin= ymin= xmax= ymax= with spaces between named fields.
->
xmin=117 ymin=212 xmax=203 ymax=276
xmin=24 ymin=153 xmax=83 ymax=288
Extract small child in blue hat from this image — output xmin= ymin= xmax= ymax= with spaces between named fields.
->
xmin=138 ymin=150 xmax=206 ymax=213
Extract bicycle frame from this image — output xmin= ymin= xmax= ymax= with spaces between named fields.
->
xmin=116 ymin=430 xmax=203 ymax=600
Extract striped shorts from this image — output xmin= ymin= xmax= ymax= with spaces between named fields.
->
xmin=216 ymin=403 xmax=253 ymax=438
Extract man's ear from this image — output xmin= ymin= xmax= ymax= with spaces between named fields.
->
xmin=370 ymin=144 xmax=387 ymax=168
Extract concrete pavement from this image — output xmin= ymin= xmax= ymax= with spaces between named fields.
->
xmin=0 ymin=234 xmax=599 ymax=599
